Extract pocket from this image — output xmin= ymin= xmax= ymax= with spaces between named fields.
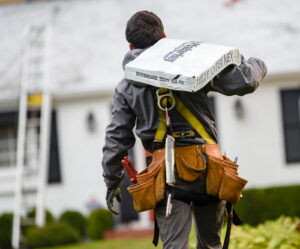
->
xmin=205 ymin=156 xmax=224 ymax=196
xmin=223 ymin=156 xmax=238 ymax=175
xmin=154 ymin=163 xmax=165 ymax=202
xmin=128 ymin=149 xmax=166 ymax=212
xmin=127 ymin=178 xmax=156 ymax=212
xmin=175 ymin=145 xmax=206 ymax=182
xmin=202 ymin=144 xmax=223 ymax=160
xmin=218 ymin=170 xmax=248 ymax=204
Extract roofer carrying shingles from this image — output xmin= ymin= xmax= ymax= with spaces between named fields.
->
xmin=102 ymin=11 xmax=267 ymax=249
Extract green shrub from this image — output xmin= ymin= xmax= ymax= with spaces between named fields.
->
xmin=59 ymin=210 xmax=86 ymax=238
xmin=0 ymin=213 xmax=13 ymax=249
xmin=87 ymin=209 xmax=113 ymax=240
xmin=25 ymin=222 xmax=80 ymax=248
xmin=26 ymin=208 xmax=54 ymax=224
xmin=189 ymin=216 xmax=300 ymax=249
xmin=235 ymin=185 xmax=300 ymax=225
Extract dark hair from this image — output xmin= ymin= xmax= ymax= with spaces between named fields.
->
xmin=125 ymin=11 xmax=164 ymax=49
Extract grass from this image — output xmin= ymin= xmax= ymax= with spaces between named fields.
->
xmin=41 ymin=237 xmax=162 ymax=249
xmin=35 ymin=216 xmax=300 ymax=249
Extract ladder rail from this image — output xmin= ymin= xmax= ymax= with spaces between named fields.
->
xmin=12 ymin=23 xmax=53 ymax=249
xmin=36 ymin=24 xmax=52 ymax=226
xmin=12 ymin=26 xmax=30 ymax=249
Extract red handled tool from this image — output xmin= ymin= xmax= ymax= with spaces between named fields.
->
xmin=122 ymin=156 xmax=137 ymax=183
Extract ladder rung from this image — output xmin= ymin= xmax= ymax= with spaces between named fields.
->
xmin=29 ymin=57 xmax=44 ymax=64
xmin=0 ymin=187 xmax=36 ymax=197
xmin=0 ymin=189 xmax=14 ymax=197
xmin=23 ymin=168 xmax=38 ymax=176
xmin=21 ymin=218 xmax=35 ymax=226
xmin=27 ymin=118 xmax=40 ymax=127
xmin=30 ymin=25 xmax=45 ymax=33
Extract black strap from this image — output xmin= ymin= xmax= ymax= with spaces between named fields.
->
xmin=152 ymin=216 xmax=160 ymax=247
xmin=222 ymin=203 xmax=242 ymax=249
xmin=222 ymin=203 xmax=233 ymax=249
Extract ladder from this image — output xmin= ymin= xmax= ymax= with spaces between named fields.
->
xmin=12 ymin=23 xmax=53 ymax=249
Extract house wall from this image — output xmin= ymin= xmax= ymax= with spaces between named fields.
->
xmin=216 ymin=74 xmax=300 ymax=188
xmin=45 ymin=95 xmax=112 ymax=217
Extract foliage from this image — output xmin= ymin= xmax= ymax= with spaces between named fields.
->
xmin=0 ymin=213 xmax=13 ymax=249
xmin=189 ymin=216 xmax=300 ymax=249
xmin=40 ymin=237 xmax=159 ymax=249
xmin=235 ymin=185 xmax=300 ymax=225
xmin=229 ymin=216 xmax=300 ymax=249
xmin=25 ymin=222 xmax=80 ymax=249
xmin=87 ymin=209 xmax=113 ymax=240
xmin=26 ymin=208 xmax=55 ymax=224
xmin=59 ymin=211 xmax=86 ymax=238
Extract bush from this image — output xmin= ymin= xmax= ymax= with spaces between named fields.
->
xmin=25 ymin=222 xmax=80 ymax=248
xmin=59 ymin=210 xmax=86 ymax=238
xmin=189 ymin=216 xmax=300 ymax=249
xmin=0 ymin=213 xmax=13 ymax=249
xmin=26 ymin=208 xmax=54 ymax=224
xmin=235 ymin=184 xmax=300 ymax=225
xmin=87 ymin=209 xmax=113 ymax=240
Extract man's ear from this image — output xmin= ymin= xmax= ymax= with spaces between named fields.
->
xmin=163 ymin=33 xmax=167 ymax=38
xmin=129 ymin=44 xmax=134 ymax=50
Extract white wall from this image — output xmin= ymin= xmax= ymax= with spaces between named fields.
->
xmin=216 ymin=78 xmax=300 ymax=188
xmin=45 ymin=96 xmax=112 ymax=217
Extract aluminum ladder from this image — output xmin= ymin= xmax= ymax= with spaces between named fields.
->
xmin=12 ymin=23 xmax=53 ymax=249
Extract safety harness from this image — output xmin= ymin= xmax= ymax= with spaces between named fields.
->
xmin=154 ymin=88 xmax=216 ymax=144
xmin=152 ymin=88 xmax=239 ymax=249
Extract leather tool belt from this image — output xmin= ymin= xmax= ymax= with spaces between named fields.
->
xmin=203 ymin=144 xmax=248 ymax=204
xmin=127 ymin=149 xmax=166 ymax=212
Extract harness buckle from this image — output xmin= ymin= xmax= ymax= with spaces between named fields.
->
xmin=156 ymin=89 xmax=176 ymax=111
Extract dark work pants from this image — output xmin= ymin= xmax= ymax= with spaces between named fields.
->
xmin=155 ymin=198 xmax=226 ymax=249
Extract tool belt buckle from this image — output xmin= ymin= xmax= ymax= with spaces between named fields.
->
xmin=156 ymin=89 xmax=176 ymax=111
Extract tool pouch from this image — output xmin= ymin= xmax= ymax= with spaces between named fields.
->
xmin=203 ymin=144 xmax=247 ymax=204
xmin=175 ymin=145 xmax=206 ymax=182
xmin=127 ymin=149 xmax=165 ymax=212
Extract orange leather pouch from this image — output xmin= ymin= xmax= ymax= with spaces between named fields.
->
xmin=219 ymin=169 xmax=248 ymax=204
xmin=127 ymin=149 xmax=165 ymax=212
xmin=203 ymin=144 xmax=247 ymax=204
xmin=175 ymin=145 xmax=206 ymax=182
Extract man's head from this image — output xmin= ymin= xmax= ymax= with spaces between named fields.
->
xmin=126 ymin=11 xmax=165 ymax=49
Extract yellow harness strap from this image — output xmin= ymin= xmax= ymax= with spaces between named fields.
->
xmin=154 ymin=88 xmax=216 ymax=144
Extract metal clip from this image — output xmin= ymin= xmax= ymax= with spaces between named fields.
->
xmin=166 ymin=193 xmax=173 ymax=218
xmin=156 ymin=89 xmax=176 ymax=111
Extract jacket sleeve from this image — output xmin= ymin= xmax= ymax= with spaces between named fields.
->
xmin=102 ymin=85 xmax=136 ymax=189
xmin=207 ymin=57 xmax=267 ymax=96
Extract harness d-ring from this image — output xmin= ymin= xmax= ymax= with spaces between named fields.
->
xmin=156 ymin=89 xmax=176 ymax=111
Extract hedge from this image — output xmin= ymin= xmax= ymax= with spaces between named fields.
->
xmin=25 ymin=222 xmax=80 ymax=248
xmin=59 ymin=210 xmax=86 ymax=238
xmin=235 ymin=184 xmax=300 ymax=225
xmin=0 ymin=213 xmax=13 ymax=249
xmin=26 ymin=208 xmax=54 ymax=224
xmin=87 ymin=209 xmax=113 ymax=240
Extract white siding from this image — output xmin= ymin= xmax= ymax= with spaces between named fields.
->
xmin=45 ymin=96 xmax=112 ymax=216
xmin=216 ymin=79 xmax=300 ymax=188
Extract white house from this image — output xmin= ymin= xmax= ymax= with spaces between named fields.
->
xmin=0 ymin=0 xmax=299 ymax=227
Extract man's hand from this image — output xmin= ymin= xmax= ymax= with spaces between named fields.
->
xmin=106 ymin=187 xmax=122 ymax=215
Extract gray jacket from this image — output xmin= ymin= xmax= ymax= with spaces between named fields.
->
xmin=102 ymin=49 xmax=267 ymax=188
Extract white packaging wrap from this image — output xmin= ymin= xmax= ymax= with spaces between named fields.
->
xmin=124 ymin=38 xmax=242 ymax=92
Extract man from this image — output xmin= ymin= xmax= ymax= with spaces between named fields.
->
xmin=102 ymin=11 xmax=267 ymax=249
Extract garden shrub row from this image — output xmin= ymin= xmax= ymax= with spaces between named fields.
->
xmin=0 ymin=208 xmax=113 ymax=249
xmin=235 ymin=184 xmax=300 ymax=225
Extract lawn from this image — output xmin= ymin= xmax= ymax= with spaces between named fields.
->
xmin=42 ymin=237 xmax=162 ymax=249
xmin=39 ymin=216 xmax=300 ymax=249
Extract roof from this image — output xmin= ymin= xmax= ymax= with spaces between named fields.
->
xmin=0 ymin=0 xmax=300 ymax=96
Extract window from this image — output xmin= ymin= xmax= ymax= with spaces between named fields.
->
xmin=0 ymin=112 xmax=18 ymax=168
xmin=0 ymin=110 xmax=62 ymax=182
xmin=280 ymin=88 xmax=300 ymax=163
